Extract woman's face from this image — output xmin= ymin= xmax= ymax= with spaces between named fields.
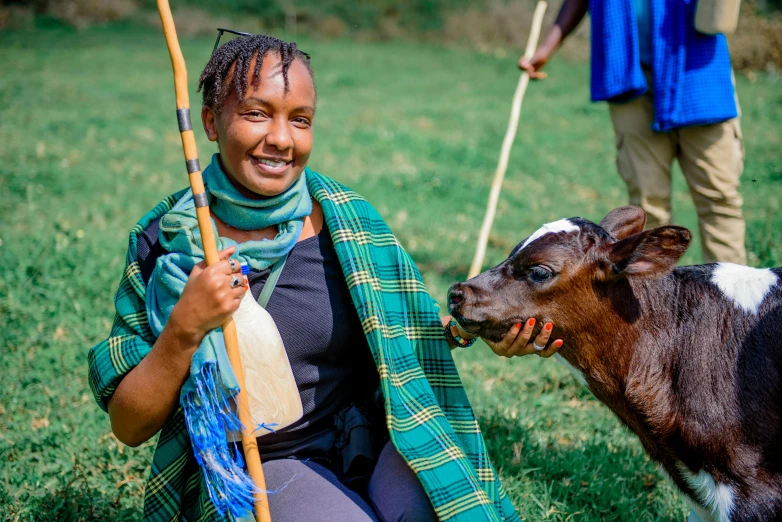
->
xmin=202 ymin=53 xmax=315 ymax=198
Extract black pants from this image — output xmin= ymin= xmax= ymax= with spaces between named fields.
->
xmin=262 ymin=440 xmax=438 ymax=521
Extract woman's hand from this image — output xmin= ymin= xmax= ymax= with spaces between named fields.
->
xmin=109 ymin=247 xmax=247 ymax=447
xmin=455 ymin=319 xmax=563 ymax=359
xmin=169 ymin=246 xmax=248 ymax=342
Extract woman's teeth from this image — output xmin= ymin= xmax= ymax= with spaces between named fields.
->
xmin=257 ymin=158 xmax=288 ymax=168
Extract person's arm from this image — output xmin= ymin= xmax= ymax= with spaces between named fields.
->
xmin=108 ymin=247 xmax=246 ymax=447
xmin=518 ymin=0 xmax=589 ymax=79
xmin=441 ymin=315 xmax=563 ymax=358
xmin=108 ymin=318 xmax=201 ymax=447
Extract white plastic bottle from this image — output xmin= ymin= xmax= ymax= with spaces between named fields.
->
xmin=228 ymin=266 xmax=303 ymax=440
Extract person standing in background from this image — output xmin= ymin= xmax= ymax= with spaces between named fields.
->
xmin=519 ymin=0 xmax=746 ymax=264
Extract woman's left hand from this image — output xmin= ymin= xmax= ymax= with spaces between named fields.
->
xmin=454 ymin=319 xmax=563 ymax=359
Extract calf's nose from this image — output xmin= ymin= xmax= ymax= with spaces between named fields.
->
xmin=448 ymin=283 xmax=469 ymax=313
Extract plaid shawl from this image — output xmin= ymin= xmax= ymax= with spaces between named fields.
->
xmin=89 ymin=171 xmax=519 ymax=522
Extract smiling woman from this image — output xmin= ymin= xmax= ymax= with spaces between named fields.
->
xmin=87 ymin=33 xmax=538 ymax=522
xmin=199 ymin=35 xmax=315 ymax=198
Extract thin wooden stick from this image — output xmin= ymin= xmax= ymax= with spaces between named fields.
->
xmin=468 ymin=0 xmax=548 ymax=279
xmin=156 ymin=2 xmax=272 ymax=521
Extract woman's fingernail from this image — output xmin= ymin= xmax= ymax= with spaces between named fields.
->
xmin=514 ymin=323 xmax=521 ymax=330
xmin=554 ymin=339 xmax=563 ymax=348
xmin=545 ymin=323 xmax=553 ymax=332
xmin=527 ymin=318 xmax=536 ymax=327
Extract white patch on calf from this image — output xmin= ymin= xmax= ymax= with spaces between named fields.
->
xmin=676 ymin=462 xmax=735 ymax=522
xmin=520 ymin=219 xmax=580 ymax=250
xmin=710 ymin=263 xmax=778 ymax=314
xmin=553 ymin=353 xmax=588 ymax=388
xmin=655 ymin=464 xmax=719 ymax=522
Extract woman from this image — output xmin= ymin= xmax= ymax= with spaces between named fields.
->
xmin=88 ymin=34 xmax=562 ymax=522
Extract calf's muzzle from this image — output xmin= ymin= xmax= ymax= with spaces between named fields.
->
xmin=448 ymin=278 xmax=513 ymax=342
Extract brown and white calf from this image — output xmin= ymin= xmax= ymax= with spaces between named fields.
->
xmin=448 ymin=206 xmax=782 ymax=522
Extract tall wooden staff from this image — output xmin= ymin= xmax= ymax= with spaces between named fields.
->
xmin=156 ymin=2 xmax=272 ymax=520
xmin=468 ymin=0 xmax=548 ymax=279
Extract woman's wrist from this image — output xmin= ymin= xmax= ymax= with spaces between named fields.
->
xmin=453 ymin=322 xmax=477 ymax=340
xmin=167 ymin=306 xmax=206 ymax=351
xmin=444 ymin=317 xmax=477 ymax=348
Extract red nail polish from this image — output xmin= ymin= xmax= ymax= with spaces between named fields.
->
xmin=514 ymin=323 xmax=521 ymax=330
xmin=554 ymin=339 xmax=563 ymax=347
xmin=527 ymin=318 xmax=536 ymax=327
xmin=545 ymin=323 xmax=553 ymax=332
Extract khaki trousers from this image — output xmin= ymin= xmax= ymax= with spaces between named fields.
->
xmin=608 ymin=91 xmax=746 ymax=265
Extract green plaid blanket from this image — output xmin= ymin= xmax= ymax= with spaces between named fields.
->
xmin=88 ymin=172 xmax=519 ymax=521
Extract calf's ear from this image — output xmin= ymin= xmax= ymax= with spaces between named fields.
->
xmin=599 ymin=206 xmax=646 ymax=240
xmin=605 ymin=226 xmax=692 ymax=279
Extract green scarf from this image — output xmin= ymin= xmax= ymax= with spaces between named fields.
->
xmin=143 ymin=153 xmax=313 ymax=518
xmin=162 ymin=153 xmax=312 ymax=271
xmin=89 ymin=171 xmax=520 ymax=521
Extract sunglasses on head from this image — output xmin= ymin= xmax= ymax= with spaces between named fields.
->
xmin=212 ymin=28 xmax=311 ymax=60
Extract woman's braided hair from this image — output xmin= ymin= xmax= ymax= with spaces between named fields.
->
xmin=198 ymin=34 xmax=314 ymax=113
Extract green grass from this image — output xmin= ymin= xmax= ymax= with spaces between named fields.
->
xmin=1 ymin=21 xmax=780 ymax=521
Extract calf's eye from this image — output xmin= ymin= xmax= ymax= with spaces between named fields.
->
xmin=529 ymin=265 xmax=553 ymax=283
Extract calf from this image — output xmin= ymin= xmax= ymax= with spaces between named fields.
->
xmin=448 ymin=206 xmax=782 ymax=522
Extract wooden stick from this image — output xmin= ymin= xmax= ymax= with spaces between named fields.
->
xmin=155 ymin=2 xmax=272 ymax=521
xmin=468 ymin=0 xmax=548 ymax=279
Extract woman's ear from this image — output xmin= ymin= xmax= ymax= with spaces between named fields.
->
xmin=202 ymin=106 xmax=219 ymax=142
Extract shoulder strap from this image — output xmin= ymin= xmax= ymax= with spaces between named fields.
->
xmin=257 ymin=252 xmax=288 ymax=308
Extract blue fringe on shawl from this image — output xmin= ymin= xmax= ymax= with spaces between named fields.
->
xmin=145 ymin=248 xmax=256 ymax=519
xmin=181 ymin=361 xmax=256 ymax=519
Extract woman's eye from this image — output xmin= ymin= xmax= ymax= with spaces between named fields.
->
xmin=247 ymin=110 xmax=266 ymax=118
xmin=292 ymin=117 xmax=311 ymax=127
xmin=529 ymin=265 xmax=553 ymax=283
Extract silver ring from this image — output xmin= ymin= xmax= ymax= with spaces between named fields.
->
xmin=532 ymin=341 xmax=546 ymax=351
xmin=229 ymin=259 xmax=237 ymax=272
xmin=229 ymin=275 xmax=242 ymax=288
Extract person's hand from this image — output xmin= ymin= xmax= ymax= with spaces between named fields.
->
xmin=473 ymin=318 xmax=563 ymax=358
xmin=169 ymin=246 xmax=247 ymax=342
xmin=518 ymin=46 xmax=554 ymax=80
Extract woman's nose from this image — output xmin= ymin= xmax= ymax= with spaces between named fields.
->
xmin=265 ymin=118 xmax=293 ymax=150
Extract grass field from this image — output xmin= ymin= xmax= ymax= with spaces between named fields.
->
xmin=1 ymin=18 xmax=780 ymax=521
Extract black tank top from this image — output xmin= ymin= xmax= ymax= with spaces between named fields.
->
xmin=137 ymin=218 xmax=380 ymax=451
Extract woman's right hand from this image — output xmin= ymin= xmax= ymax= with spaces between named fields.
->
xmin=169 ymin=246 xmax=247 ymax=341
xmin=109 ymin=246 xmax=246 ymax=447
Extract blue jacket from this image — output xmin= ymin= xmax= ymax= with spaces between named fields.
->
xmin=589 ymin=0 xmax=737 ymax=132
